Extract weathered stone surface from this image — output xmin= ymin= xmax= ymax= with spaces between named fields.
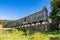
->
xmin=4 ymin=7 xmax=49 ymax=31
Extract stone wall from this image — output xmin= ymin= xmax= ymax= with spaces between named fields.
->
xmin=17 ymin=21 xmax=49 ymax=32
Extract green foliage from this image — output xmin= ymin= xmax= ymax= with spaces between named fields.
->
xmin=0 ymin=20 xmax=15 ymax=25
xmin=50 ymin=0 xmax=60 ymax=27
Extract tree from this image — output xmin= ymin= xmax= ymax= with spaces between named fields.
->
xmin=50 ymin=0 xmax=60 ymax=29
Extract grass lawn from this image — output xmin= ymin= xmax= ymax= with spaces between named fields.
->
xmin=0 ymin=28 xmax=60 ymax=40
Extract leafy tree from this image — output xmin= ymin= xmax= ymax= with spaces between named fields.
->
xmin=50 ymin=0 xmax=60 ymax=29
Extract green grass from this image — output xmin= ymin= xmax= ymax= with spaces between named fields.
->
xmin=0 ymin=28 xmax=60 ymax=40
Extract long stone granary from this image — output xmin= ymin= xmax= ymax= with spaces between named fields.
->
xmin=4 ymin=7 xmax=49 ymax=31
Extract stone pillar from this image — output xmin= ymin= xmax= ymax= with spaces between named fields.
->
xmin=44 ymin=21 xmax=48 ymax=31
xmin=42 ymin=21 xmax=49 ymax=31
xmin=21 ymin=25 xmax=24 ymax=27
xmin=41 ymin=22 xmax=44 ymax=31
xmin=27 ymin=23 xmax=31 ymax=31
xmin=40 ymin=22 xmax=43 ymax=31
xmin=18 ymin=26 xmax=20 ymax=29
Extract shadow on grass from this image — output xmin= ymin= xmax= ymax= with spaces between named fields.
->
xmin=50 ymin=36 xmax=60 ymax=40
xmin=43 ymin=30 xmax=60 ymax=35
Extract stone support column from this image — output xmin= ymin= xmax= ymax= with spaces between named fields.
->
xmin=44 ymin=21 xmax=48 ymax=31
xmin=40 ymin=22 xmax=42 ymax=31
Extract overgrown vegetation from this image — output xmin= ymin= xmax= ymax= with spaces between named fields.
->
xmin=0 ymin=28 xmax=60 ymax=40
xmin=0 ymin=0 xmax=60 ymax=40
xmin=50 ymin=0 xmax=60 ymax=29
xmin=0 ymin=20 xmax=15 ymax=25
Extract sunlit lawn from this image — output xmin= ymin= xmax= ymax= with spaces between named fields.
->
xmin=0 ymin=28 xmax=60 ymax=40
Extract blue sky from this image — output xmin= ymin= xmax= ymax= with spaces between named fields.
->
xmin=0 ymin=0 xmax=51 ymax=20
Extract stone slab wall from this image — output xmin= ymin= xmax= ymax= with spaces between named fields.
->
xmin=18 ymin=24 xmax=48 ymax=32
